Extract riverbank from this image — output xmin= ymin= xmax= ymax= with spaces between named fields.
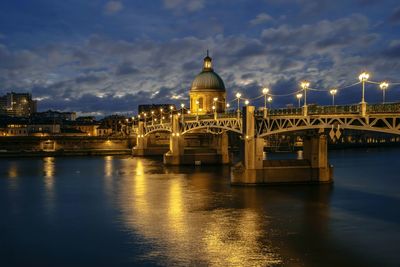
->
xmin=0 ymin=149 xmax=132 ymax=157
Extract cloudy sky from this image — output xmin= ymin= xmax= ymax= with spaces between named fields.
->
xmin=1 ymin=0 xmax=400 ymax=115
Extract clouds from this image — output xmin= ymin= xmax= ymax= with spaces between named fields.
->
xmin=250 ymin=13 xmax=274 ymax=25
xmin=163 ymin=0 xmax=204 ymax=12
xmin=0 ymin=1 xmax=399 ymax=114
xmin=389 ymin=6 xmax=400 ymax=24
xmin=104 ymin=1 xmax=124 ymax=15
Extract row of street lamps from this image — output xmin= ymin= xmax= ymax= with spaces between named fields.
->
xmin=133 ymin=72 xmax=393 ymax=123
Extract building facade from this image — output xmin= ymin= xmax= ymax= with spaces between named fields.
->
xmin=0 ymin=92 xmax=37 ymax=117
xmin=189 ymin=53 xmax=226 ymax=114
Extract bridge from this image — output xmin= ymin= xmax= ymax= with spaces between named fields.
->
xmin=132 ymin=102 xmax=400 ymax=184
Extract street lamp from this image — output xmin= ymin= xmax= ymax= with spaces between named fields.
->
xmin=226 ymin=103 xmax=230 ymax=113
xmin=262 ymin=87 xmax=270 ymax=109
xmin=213 ymin=97 xmax=218 ymax=113
xmin=244 ymin=100 xmax=250 ymax=105
xmin=236 ymin=92 xmax=241 ymax=112
xmin=300 ymin=81 xmax=310 ymax=107
xmin=267 ymin=96 xmax=272 ymax=108
xmin=212 ymin=105 xmax=216 ymax=118
xmin=180 ymin=103 xmax=185 ymax=115
xmin=379 ymin=81 xmax=389 ymax=103
xmin=195 ymin=100 xmax=200 ymax=117
xmin=296 ymin=93 xmax=303 ymax=108
xmin=169 ymin=105 xmax=174 ymax=121
xmin=358 ymin=72 xmax=370 ymax=103
xmin=329 ymin=89 xmax=337 ymax=105
xmin=151 ymin=110 xmax=154 ymax=125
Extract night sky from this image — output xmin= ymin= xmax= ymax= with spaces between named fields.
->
xmin=1 ymin=0 xmax=400 ymax=116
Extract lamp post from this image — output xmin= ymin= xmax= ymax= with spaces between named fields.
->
xmin=380 ymin=82 xmax=389 ymax=104
xmin=151 ymin=110 xmax=154 ymax=125
xmin=236 ymin=93 xmax=241 ymax=113
xmin=195 ymin=100 xmax=199 ymax=117
xmin=169 ymin=105 xmax=174 ymax=121
xmin=329 ymin=89 xmax=337 ymax=105
xmin=213 ymin=97 xmax=218 ymax=113
xmin=212 ymin=105 xmax=216 ymax=119
xmin=262 ymin=87 xmax=269 ymax=109
xmin=267 ymin=96 xmax=272 ymax=109
xmin=358 ymin=72 xmax=369 ymax=103
xmin=296 ymin=93 xmax=303 ymax=108
xmin=300 ymin=81 xmax=310 ymax=107
xmin=180 ymin=103 xmax=185 ymax=122
xmin=226 ymin=103 xmax=230 ymax=113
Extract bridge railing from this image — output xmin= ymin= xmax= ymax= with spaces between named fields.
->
xmin=307 ymin=104 xmax=360 ymax=115
xmin=367 ymin=103 xmax=400 ymax=113
xmin=266 ymin=107 xmax=303 ymax=116
xmin=183 ymin=112 xmax=238 ymax=122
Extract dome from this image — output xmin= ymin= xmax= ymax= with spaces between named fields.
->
xmin=190 ymin=71 xmax=226 ymax=92
xmin=190 ymin=52 xmax=226 ymax=92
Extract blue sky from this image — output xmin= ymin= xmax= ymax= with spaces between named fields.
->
xmin=1 ymin=0 xmax=400 ymax=115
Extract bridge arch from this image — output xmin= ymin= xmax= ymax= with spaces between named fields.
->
xmin=257 ymin=116 xmax=400 ymax=138
xmin=181 ymin=125 xmax=242 ymax=136
xmin=144 ymin=128 xmax=172 ymax=137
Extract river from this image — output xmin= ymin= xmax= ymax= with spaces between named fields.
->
xmin=0 ymin=147 xmax=399 ymax=266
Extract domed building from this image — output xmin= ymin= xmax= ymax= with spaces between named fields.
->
xmin=189 ymin=52 xmax=226 ymax=114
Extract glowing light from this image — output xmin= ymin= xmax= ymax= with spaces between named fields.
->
xmin=358 ymin=72 xmax=370 ymax=82
xmin=262 ymin=87 xmax=269 ymax=95
xmin=226 ymin=103 xmax=230 ymax=108
xmin=170 ymin=106 xmax=174 ymax=110
xmin=267 ymin=96 xmax=272 ymax=102
xmin=180 ymin=103 xmax=185 ymax=108
xmin=244 ymin=100 xmax=249 ymax=105
xmin=300 ymin=80 xmax=310 ymax=90
xmin=296 ymin=93 xmax=303 ymax=99
xmin=329 ymin=89 xmax=337 ymax=95
xmin=236 ymin=93 xmax=241 ymax=99
xmin=213 ymin=97 xmax=218 ymax=101
xmin=380 ymin=81 xmax=389 ymax=90
xmin=212 ymin=106 xmax=216 ymax=110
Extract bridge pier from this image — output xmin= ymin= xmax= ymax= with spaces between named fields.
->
xmin=132 ymin=121 xmax=148 ymax=156
xmin=303 ymin=135 xmax=332 ymax=183
xmin=231 ymin=106 xmax=333 ymax=185
xmin=215 ymin=132 xmax=230 ymax=164
xmin=163 ymin=115 xmax=184 ymax=165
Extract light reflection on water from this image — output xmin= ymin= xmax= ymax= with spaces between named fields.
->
xmin=1 ymin=148 xmax=399 ymax=266
xmin=118 ymin=158 xmax=281 ymax=266
xmin=43 ymin=157 xmax=56 ymax=214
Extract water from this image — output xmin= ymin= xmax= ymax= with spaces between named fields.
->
xmin=0 ymin=148 xmax=399 ymax=266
